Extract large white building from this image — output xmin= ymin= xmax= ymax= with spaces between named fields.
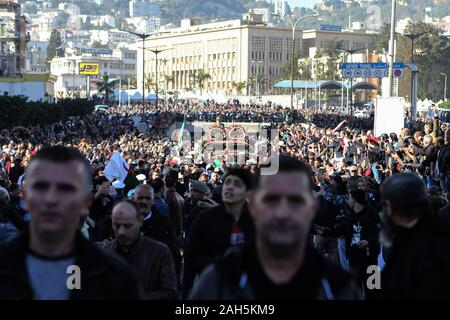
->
xmin=25 ymin=40 xmax=49 ymax=73
xmin=273 ymin=0 xmax=289 ymax=17
xmin=137 ymin=15 xmax=301 ymax=95
xmin=58 ymin=3 xmax=80 ymax=16
xmin=50 ymin=48 xmax=137 ymax=98
xmin=0 ymin=0 xmax=28 ymax=76
xmin=125 ymin=16 xmax=160 ymax=34
xmin=89 ymin=29 xmax=135 ymax=46
xmin=135 ymin=14 xmax=379 ymax=97
xmin=129 ymin=0 xmax=160 ymax=18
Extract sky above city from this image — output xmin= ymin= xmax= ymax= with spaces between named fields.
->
xmin=286 ymin=0 xmax=317 ymax=9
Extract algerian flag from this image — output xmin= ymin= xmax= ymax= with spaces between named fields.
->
xmin=213 ymin=159 xmax=222 ymax=169
xmin=178 ymin=113 xmax=187 ymax=145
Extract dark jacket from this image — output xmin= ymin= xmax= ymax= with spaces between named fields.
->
xmin=100 ymin=235 xmax=177 ymax=300
xmin=88 ymin=195 xmax=114 ymax=241
xmin=183 ymin=204 xmax=255 ymax=297
xmin=324 ymin=205 xmax=381 ymax=261
xmin=165 ymin=188 xmax=185 ymax=236
xmin=436 ymin=204 xmax=450 ymax=233
xmin=141 ymin=206 xmax=180 ymax=276
xmin=377 ymin=216 xmax=450 ymax=300
xmin=313 ymin=195 xmax=340 ymax=230
xmin=0 ymin=231 xmax=140 ymax=300
xmin=184 ymin=199 xmax=219 ymax=238
xmin=8 ymin=165 xmax=24 ymax=184
xmin=189 ymin=243 xmax=361 ymax=300
xmin=437 ymin=144 xmax=450 ymax=174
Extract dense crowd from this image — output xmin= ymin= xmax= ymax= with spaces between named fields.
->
xmin=0 ymin=101 xmax=449 ymax=300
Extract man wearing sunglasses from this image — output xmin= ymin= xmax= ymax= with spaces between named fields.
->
xmin=189 ymin=156 xmax=360 ymax=300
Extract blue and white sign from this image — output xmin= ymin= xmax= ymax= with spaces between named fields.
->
xmin=320 ymin=25 xmax=342 ymax=32
xmin=340 ymin=62 xmax=404 ymax=78
xmin=80 ymin=48 xmax=113 ymax=55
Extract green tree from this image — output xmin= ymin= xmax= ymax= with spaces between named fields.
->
xmin=374 ymin=23 xmax=392 ymax=52
xmin=280 ymin=52 xmax=301 ymax=80
xmin=163 ymin=74 xmax=174 ymax=90
xmin=145 ymin=74 xmax=155 ymax=92
xmin=96 ymin=74 xmax=115 ymax=102
xmin=232 ymin=81 xmax=246 ymax=95
xmin=57 ymin=12 xmax=70 ymax=28
xmin=91 ymin=41 xmax=110 ymax=49
xmin=190 ymin=70 xmax=211 ymax=95
xmin=248 ymin=74 xmax=265 ymax=95
xmin=47 ymin=30 xmax=63 ymax=63
xmin=129 ymin=76 xmax=137 ymax=89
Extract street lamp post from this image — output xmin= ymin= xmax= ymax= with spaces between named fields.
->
xmin=72 ymin=59 xmax=76 ymax=99
xmin=120 ymin=30 xmax=151 ymax=116
xmin=288 ymin=11 xmax=319 ymax=109
xmin=388 ymin=0 xmax=397 ymax=97
xmin=399 ymin=31 xmax=429 ymax=104
xmin=145 ymin=48 xmax=169 ymax=109
xmin=251 ymin=60 xmax=263 ymax=102
xmin=441 ymin=73 xmax=448 ymax=101
xmin=338 ymin=47 xmax=366 ymax=112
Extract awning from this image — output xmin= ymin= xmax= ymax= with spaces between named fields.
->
xmin=352 ymin=82 xmax=378 ymax=90
xmin=272 ymin=80 xmax=378 ymax=90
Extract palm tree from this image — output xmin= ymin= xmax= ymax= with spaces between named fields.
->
xmin=96 ymin=74 xmax=115 ymax=102
xmin=248 ymin=74 xmax=265 ymax=96
xmin=145 ymin=74 xmax=155 ymax=92
xmin=232 ymin=81 xmax=246 ymax=96
xmin=129 ymin=76 xmax=137 ymax=89
xmin=163 ymin=74 xmax=175 ymax=99
xmin=190 ymin=69 xmax=211 ymax=95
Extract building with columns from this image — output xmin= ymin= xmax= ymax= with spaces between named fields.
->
xmin=137 ymin=14 xmax=301 ymax=95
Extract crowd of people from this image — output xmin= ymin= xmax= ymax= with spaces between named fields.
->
xmin=0 ymin=100 xmax=449 ymax=300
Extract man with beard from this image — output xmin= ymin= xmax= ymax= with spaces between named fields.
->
xmin=0 ymin=146 xmax=139 ymax=299
xmin=184 ymin=168 xmax=255 ymax=298
xmin=376 ymin=173 xmax=450 ymax=300
xmin=99 ymin=200 xmax=177 ymax=300
xmin=189 ymin=156 xmax=360 ymax=300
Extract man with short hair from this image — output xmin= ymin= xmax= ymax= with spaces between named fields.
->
xmin=184 ymin=167 xmax=255 ymax=298
xmin=184 ymin=180 xmax=209 ymax=238
xmin=150 ymin=178 xmax=170 ymax=217
xmin=189 ymin=156 xmax=360 ymax=300
xmin=377 ymin=173 xmax=450 ymax=299
xmin=0 ymin=146 xmax=139 ymax=300
xmin=164 ymin=175 xmax=185 ymax=239
xmin=133 ymin=184 xmax=180 ymax=280
xmin=100 ymin=200 xmax=177 ymax=300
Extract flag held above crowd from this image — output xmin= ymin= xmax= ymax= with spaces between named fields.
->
xmin=103 ymin=151 xmax=129 ymax=183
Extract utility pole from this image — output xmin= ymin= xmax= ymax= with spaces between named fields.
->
xmin=120 ymin=30 xmax=152 ymax=117
xmin=388 ymin=0 xmax=397 ymax=97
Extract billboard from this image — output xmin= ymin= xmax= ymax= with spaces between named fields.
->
xmin=79 ymin=63 xmax=99 ymax=75
xmin=374 ymin=97 xmax=405 ymax=137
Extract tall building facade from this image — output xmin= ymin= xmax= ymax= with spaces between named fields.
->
xmin=0 ymin=0 xmax=28 ymax=76
xmin=137 ymin=15 xmax=301 ymax=95
xmin=129 ymin=0 xmax=160 ymax=18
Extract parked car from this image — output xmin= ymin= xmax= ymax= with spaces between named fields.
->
xmin=94 ymin=104 xmax=111 ymax=112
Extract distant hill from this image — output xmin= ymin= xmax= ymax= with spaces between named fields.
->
xmin=21 ymin=0 xmax=450 ymax=28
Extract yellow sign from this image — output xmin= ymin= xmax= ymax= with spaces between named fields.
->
xmin=79 ymin=63 xmax=99 ymax=75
